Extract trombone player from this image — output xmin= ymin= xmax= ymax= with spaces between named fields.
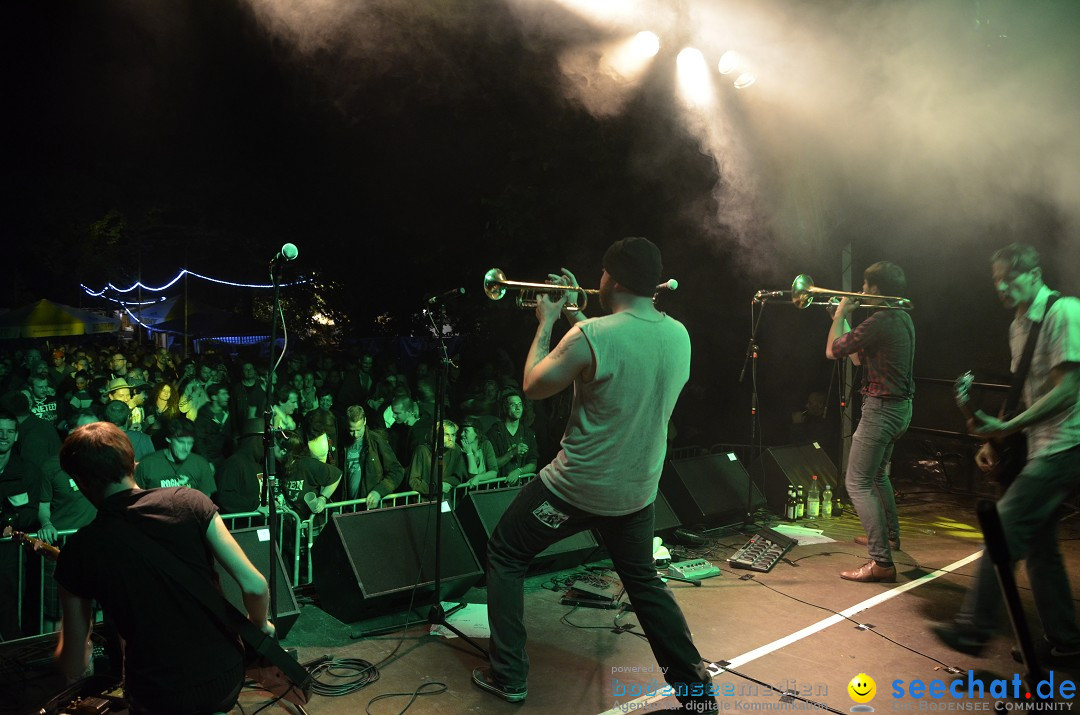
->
xmin=825 ymin=261 xmax=915 ymax=583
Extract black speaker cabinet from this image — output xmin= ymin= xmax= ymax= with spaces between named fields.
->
xmin=214 ymin=526 xmax=301 ymax=639
xmin=652 ymin=490 xmax=681 ymax=532
xmin=455 ymin=487 xmax=599 ymax=574
xmin=659 ymin=452 xmax=764 ymax=525
xmin=755 ymin=443 xmax=840 ymax=515
xmin=312 ymin=502 xmax=483 ymax=624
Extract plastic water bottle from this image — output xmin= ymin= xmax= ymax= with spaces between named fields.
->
xmin=806 ymin=476 xmax=821 ymax=519
xmin=822 ymin=483 xmax=833 ymax=518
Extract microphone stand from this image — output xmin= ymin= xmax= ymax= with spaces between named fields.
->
xmin=260 ymin=258 xmax=287 ymax=640
xmin=423 ymin=301 xmax=486 ymax=658
xmin=738 ymin=299 xmax=767 ymax=525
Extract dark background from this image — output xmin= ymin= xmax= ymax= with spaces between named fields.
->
xmin=3 ymin=0 xmax=1078 ymax=449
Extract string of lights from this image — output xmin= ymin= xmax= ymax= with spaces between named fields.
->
xmin=118 ymin=304 xmax=170 ymax=333
xmin=81 ymin=268 xmax=306 ymax=297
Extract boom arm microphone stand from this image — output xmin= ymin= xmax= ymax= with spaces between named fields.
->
xmin=261 ymin=242 xmax=298 ymax=638
xmin=423 ymin=293 xmax=486 ymax=658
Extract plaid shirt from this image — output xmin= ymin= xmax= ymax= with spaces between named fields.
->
xmin=831 ymin=309 xmax=915 ymax=400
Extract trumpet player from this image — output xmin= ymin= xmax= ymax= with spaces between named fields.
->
xmin=825 ymin=261 xmax=915 ymax=583
xmin=472 ymin=237 xmax=716 ymax=711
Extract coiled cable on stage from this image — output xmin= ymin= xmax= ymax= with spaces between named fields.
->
xmin=307 ymin=656 xmax=380 ymax=696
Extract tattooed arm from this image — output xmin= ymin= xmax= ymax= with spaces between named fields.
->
xmin=523 ymin=296 xmax=594 ymax=400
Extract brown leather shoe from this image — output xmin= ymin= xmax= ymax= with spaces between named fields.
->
xmin=854 ymin=534 xmax=900 ymax=550
xmin=840 ymin=560 xmax=896 ymax=583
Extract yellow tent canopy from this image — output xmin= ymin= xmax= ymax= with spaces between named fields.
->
xmin=0 ymin=299 xmax=121 ymax=339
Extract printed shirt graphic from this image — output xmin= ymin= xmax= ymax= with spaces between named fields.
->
xmin=134 ymin=450 xmax=216 ymax=496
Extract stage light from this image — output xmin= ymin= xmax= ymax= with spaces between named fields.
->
xmin=717 ymin=50 xmax=742 ymax=75
xmin=630 ymin=31 xmax=660 ymax=58
xmin=734 ymin=71 xmax=756 ymax=89
xmin=676 ymin=47 xmax=713 ymax=106
xmin=606 ymin=30 xmax=661 ymax=79
xmin=548 ymin=0 xmax=647 ymax=27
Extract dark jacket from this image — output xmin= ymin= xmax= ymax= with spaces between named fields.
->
xmin=339 ymin=430 xmax=404 ymax=500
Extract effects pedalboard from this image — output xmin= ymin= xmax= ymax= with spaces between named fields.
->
xmin=727 ymin=527 xmax=796 ymax=573
xmin=667 ymin=559 xmax=721 ymax=580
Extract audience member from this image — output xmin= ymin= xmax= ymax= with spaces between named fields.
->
xmin=135 ymin=419 xmax=216 ymax=496
xmin=486 ymin=391 xmax=538 ymax=485
xmin=271 ymin=385 xmax=300 ymax=433
xmin=0 ymin=391 xmax=61 ymax=475
xmin=232 ymin=362 xmax=267 ymax=421
xmin=407 ymin=419 xmax=467 ymax=496
xmin=24 ymin=375 xmax=60 ymax=428
xmin=194 ymin=382 xmax=235 ymax=467
xmin=389 ymin=394 xmax=434 ymax=467
xmin=0 ymin=408 xmax=42 ymax=639
xmin=339 ymin=405 xmax=403 ymax=507
xmin=459 ymin=417 xmax=499 ymax=486
xmin=103 ymin=400 xmax=155 ymax=461
xmin=177 ymin=378 xmax=210 ymax=422
xmin=215 ymin=418 xmax=264 ymax=515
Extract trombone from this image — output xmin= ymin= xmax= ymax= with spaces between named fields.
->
xmin=484 ymin=268 xmax=599 ymax=313
xmin=755 ymin=274 xmax=913 ymax=310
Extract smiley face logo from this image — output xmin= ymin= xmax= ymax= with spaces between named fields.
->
xmin=847 ymin=673 xmax=876 ymax=705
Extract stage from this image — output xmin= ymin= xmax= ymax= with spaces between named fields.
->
xmin=5 ymin=474 xmax=1078 ymax=714
xmin=254 ymin=484 xmax=1080 ymax=713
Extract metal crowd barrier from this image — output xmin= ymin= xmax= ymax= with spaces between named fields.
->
xmin=220 ymin=509 xmax=303 ymax=586
xmin=1 ymin=477 xmax=543 ymax=635
xmin=1 ymin=528 xmax=77 ymax=636
xmin=1 ymin=510 xmax=305 ymax=638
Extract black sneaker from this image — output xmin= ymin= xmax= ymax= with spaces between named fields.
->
xmin=1010 ymin=640 xmax=1080 ymax=668
xmin=932 ymin=623 xmax=989 ymax=657
xmin=472 ymin=667 xmax=527 ymax=703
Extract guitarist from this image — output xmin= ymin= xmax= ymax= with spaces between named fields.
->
xmin=934 ymin=243 xmax=1080 ymax=663
xmin=53 ymin=421 xmax=275 ymax=714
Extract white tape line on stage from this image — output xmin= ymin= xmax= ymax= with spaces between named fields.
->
xmin=597 ymin=549 xmax=984 ymax=715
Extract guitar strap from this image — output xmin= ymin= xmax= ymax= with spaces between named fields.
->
xmin=104 ymin=514 xmax=312 ymax=699
xmin=1004 ymin=294 xmax=1059 ymax=418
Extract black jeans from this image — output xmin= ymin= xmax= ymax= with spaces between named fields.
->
xmin=486 ymin=478 xmax=715 ymax=707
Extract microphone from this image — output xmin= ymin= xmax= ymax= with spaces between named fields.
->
xmin=656 ymin=279 xmax=679 ymax=292
xmin=270 ymin=243 xmax=299 ymax=267
xmin=754 ymin=290 xmax=786 ymax=301
xmin=427 ymin=287 xmax=466 ymax=304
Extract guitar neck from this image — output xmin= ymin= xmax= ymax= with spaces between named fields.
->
xmin=3 ymin=528 xmax=61 ymax=560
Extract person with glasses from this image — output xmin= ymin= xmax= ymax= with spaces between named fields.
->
xmin=934 ymin=243 xmax=1080 ymax=664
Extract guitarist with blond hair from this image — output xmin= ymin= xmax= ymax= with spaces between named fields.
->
xmin=935 ymin=242 xmax=1080 ymax=665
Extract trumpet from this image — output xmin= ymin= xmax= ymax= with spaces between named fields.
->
xmin=755 ymin=274 xmax=913 ymax=310
xmin=484 ymin=268 xmax=599 ymax=313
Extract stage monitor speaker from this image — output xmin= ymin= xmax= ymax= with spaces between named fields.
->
xmin=215 ymin=526 xmax=301 ymax=639
xmin=312 ymin=502 xmax=483 ymax=624
xmin=659 ymin=452 xmax=764 ymax=526
xmin=755 ymin=443 xmax=840 ymax=515
xmin=653 ymin=490 xmax=681 ymax=533
xmin=456 ymin=487 xmax=599 ymax=574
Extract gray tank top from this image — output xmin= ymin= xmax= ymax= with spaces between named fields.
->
xmin=539 ymin=310 xmax=691 ymax=516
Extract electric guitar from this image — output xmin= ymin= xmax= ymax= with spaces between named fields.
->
xmin=954 ymin=371 xmax=1026 ymax=491
xmin=2 ymin=525 xmax=61 ymax=560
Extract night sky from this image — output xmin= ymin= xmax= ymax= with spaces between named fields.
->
xmin=4 ymin=0 xmax=1080 ymax=445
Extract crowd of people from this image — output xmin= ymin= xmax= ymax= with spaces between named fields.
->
xmin=0 ymin=339 xmax=549 ymax=639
